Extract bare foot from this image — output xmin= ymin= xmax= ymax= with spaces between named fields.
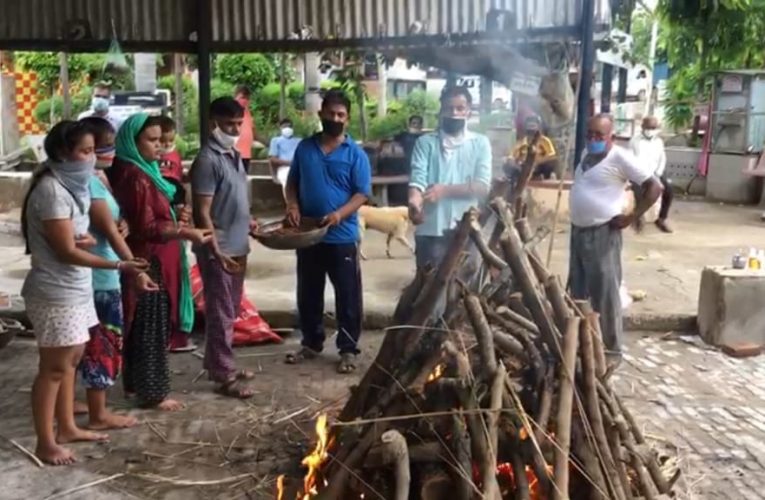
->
xmin=87 ymin=412 xmax=139 ymax=430
xmin=35 ymin=443 xmax=76 ymax=466
xmin=156 ymin=398 xmax=185 ymax=412
xmin=73 ymin=400 xmax=88 ymax=415
xmin=56 ymin=427 xmax=109 ymax=444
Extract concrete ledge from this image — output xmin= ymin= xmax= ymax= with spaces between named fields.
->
xmin=624 ymin=313 xmax=698 ymax=333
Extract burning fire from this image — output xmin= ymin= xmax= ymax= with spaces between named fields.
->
xmin=300 ymin=413 xmax=331 ymax=499
xmin=426 ymin=363 xmax=446 ymax=382
xmin=276 ymin=475 xmax=285 ymax=500
xmin=496 ymin=462 xmax=553 ymax=500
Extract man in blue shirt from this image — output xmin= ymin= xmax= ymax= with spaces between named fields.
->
xmin=268 ymin=118 xmax=302 ymax=197
xmin=284 ymin=90 xmax=371 ymax=374
xmin=408 ymin=86 xmax=492 ymax=271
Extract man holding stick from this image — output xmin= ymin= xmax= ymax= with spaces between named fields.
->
xmin=568 ymin=114 xmax=662 ymax=370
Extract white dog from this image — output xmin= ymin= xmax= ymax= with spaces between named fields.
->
xmin=357 ymin=205 xmax=415 ymax=260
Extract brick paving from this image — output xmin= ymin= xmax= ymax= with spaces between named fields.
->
xmin=614 ymin=332 xmax=765 ymax=499
xmin=1 ymin=330 xmax=765 ymax=498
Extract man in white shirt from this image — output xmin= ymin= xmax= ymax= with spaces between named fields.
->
xmin=630 ymin=116 xmax=673 ymax=233
xmin=77 ymin=83 xmax=124 ymax=131
xmin=569 ymin=114 xmax=662 ymax=370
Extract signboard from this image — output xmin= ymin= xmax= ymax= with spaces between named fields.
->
xmin=721 ymin=74 xmax=744 ymax=93
xmin=509 ymin=73 xmax=541 ymax=96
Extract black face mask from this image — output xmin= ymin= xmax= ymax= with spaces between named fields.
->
xmin=441 ymin=117 xmax=466 ymax=136
xmin=321 ymin=119 xmax=345 ymax=138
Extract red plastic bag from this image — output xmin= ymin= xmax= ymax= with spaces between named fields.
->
xmin=191 ymin=265 xmax=282 ymax=346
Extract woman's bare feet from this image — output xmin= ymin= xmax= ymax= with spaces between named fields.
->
xmin=35 ymin=443 xmax=76 ymax=466
xmin=73 ymin=401 xmax=89 ymax=415
xmin=56 ymin=427 xmax=109 ymax=444
xmin=87 ymin=412 xmax=138 ymax=430
xmin=156 ymin=398 xmax=184 ymax=412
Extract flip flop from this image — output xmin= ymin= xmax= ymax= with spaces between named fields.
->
xmin=215 ymin=379 xmax=255 ymax=399
xmin=285 ymin=346 xmax=320 ymax=364
xmin=236 ymin=369 xmax=256 ymax=381
xmin=169 ymin=342 xmax=198 ymax=353
xmin=337 ymin=353 xmax=357 ymax=374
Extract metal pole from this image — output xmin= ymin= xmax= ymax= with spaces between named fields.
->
xmin=197 ymin=0 xmax=212 ymax=145
xmin=601 ymin=64 xmax=613 ymax=113
xmin=574 ymin=0 xmax=596 ymax=166
xmin=279 ymin=53 xmax=287 ymax=120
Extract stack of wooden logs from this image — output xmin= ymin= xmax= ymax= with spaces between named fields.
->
xmin=310 ymin=196 xmax=679 ymax=500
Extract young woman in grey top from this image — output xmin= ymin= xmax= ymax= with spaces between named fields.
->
xmin=21 ymin=121 xmax=153 ymax=466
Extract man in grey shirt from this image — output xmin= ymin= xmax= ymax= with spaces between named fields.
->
xmin=191 ymin=97 xmax=256 ymax=399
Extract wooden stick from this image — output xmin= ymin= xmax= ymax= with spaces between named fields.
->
xmin=608 ymin=424 xmax=635 ymax=500
xmin=572 ymin=425 xmax=608 ymax=500
xmin=469 ymin=216 xmax=508 ymax=270
xmin=515 ymin=218 xmax=550 ymax=283
xmin=601 ymin=402 xmax=655 ymax=500
xmin=495 ymin=305 xmax=541 ymax=335
xmin=579 ymin=320 xmax=627 ymax=500
xmin=464 ymin=293 xmax=498 ymax=377
xmin=545 ymin=275 xmax=571 ymax=334
xmin=43 ymin=474 xmax=125 ymax=500
xmin=577 ymin=300 xmax=607 ymax=379
xmin=510 ymin=444 xmax=531 ymax=500
xmin=462 ymin=384 xmax=501 ymax=500
xmin=534 ymin=366 xmax=555 ymax=444
xmin=552 ymin=317 xmax=580 ymax=500
xmin=133 ymin=472 xmax=254 ymax=487
xmin=7 ymin=438 xmax=44 ymax=468
xmin=507 ymin=293 xmax=534 ymax=322
xmin=497 ymin=214 xmax=560 ymax=353
xmin=451 ymin=413 xmax=474 ymax=500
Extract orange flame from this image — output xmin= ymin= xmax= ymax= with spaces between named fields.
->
xmin=426 ymin=363 xmax=446 ymax=382
xmin=276 ymin=475 xmax=285 ymax=500
xmin=496 ymin=463 xmax=553 ymax=500
xmin=300 ymin=414 xmax=331 ymax=499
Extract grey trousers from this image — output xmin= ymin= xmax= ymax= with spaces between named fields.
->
xmin=568 ymin=224 xmax=623 ymax=353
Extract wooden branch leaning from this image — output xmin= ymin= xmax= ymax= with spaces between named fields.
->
xmin=552 ymin=317 xmax=580 ymax=500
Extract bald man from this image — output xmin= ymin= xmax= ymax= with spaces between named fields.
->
xmin=569 ymin=114 xmax=662 ymax=372
xmin=630 ymin=116 xmax=672 ymax=233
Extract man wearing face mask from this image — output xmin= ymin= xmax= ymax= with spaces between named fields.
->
xmin=408 ymin=86 xmax=492 ymax=272
xmin=78 ymin=83 xmax=124 ymax=132
xmin=629 ymin=116 xmax=672 ymax=233
xmin=284 ymin=90 xmax=371 ymax=375
xmin=268 ymin=118 xmax=302 ymax=196
xmin=569 ymin=114 xmax=662 ymax=373
xmin=191 ymin=97 xmax=259 ymax=398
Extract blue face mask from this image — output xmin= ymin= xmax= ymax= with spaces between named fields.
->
xmin=92 ymin=96 xmax=110 ymax=113
xmin=587 ymin=140 xmax=608 ymax=155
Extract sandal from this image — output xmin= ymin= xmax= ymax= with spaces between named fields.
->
xmin=215 ymin=379 xmax=255 ymax=399
xmin=236 ymin=369 xmax=255 ymax=381
xmin=337 ymin=353 xmax=357 ymax=374
xmin=285 ymin=346 xmax=321 ymax=365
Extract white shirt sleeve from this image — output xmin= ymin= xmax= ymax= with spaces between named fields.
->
xmin=616 ymin=147 xmax=652 ymax=185
xmin=628 ymin=136 xmax=641 ymax=157
xmin=656 ymin=140 xmax=667 ymax=177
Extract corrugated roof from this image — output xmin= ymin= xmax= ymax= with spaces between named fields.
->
xmin=0 ymin=0 xmax=611 ymax=51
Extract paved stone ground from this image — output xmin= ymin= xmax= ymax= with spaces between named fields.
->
xmin=1 ymin=329 xmax=764 ymax=499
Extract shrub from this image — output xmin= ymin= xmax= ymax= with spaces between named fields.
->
xmin=215 ymin=54 xmax=276 ymax=92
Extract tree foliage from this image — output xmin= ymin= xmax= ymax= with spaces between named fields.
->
xmin=657 ymin=0 xmax=765 ymax=128
xmin=215 ymin=53 xmax=276 ymax=92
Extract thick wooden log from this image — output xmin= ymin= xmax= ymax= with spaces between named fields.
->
xmin=572 ymin=424 xmax=608 ymax=500
xmin=601 ymin=402 xmax=656 ymax=500
xmin=450 ymin=414 xmax=474 ymax=500
xmin=494 ymin=329 xmax=525 ymax=358
xmin=534 ymin=366 xmax=555 ymax=444
xmin=470 ymin=215 xmax=508 ymax=270
xmin=511 ymin=445 xmax=531 ymax=500
xmin=366 ymin=441 xmax=441 ymax=466
xmin=579 ymin=320 xmax=627 ymax=500
xmin=461 ymin=387 xmax=501 ymax=500
xmin=507 ymin=293 xmax=534 ymax=322
xmin=509 ymin=135 xmax=540 ymax=216
xmin=552 ymin=317 xmax=580 ymax=500
xmin=496 ymin=305 xmax=541 ymax=336
xmin=545 ymin=275 xmax=572 ymax=335
xmin=576 ymin=300 xmax=607 ymax=379
xmin=515 ymin=218 xmax=551 ymax=283
xmin=608 ymin=426 xmax=635 ymax=500
xmin=498 ymin=221 xmax=560 ymax=354
xmin=486 ymin=364 xmax=507 ymax=498
xmin=381 ymin=430 xmax=410 ymax=500
xmin=464 ymin=293 xmax=498 ymax=377
xmin=339 ymin=212 xmax=472 ymax=422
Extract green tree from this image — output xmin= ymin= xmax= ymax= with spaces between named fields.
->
xmin=215 ymin=54 xmax=276 ymax=92
xmin=658 ymin=0 xmax=765 ymax=129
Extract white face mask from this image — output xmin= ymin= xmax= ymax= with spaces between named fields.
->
xmin=643 ymin=129 xmax=659 ymax=139
xmin=213 ymin=127 xmax=239 ymax=149
xmin=159 ymin=144 xmax=176 ymax=155
xmin=281 ymin=127 xmax=294 ymax=138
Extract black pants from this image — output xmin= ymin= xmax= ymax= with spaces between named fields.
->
xmin=297 ymin=243 xmax=363 ymax=354
xmin=632 ymin=175 xmax=673 ymax=220
xmin=658 ymin=175 xmax=673 ymax=220
xmin=241 ymin=158 xmax=251 ymax=173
